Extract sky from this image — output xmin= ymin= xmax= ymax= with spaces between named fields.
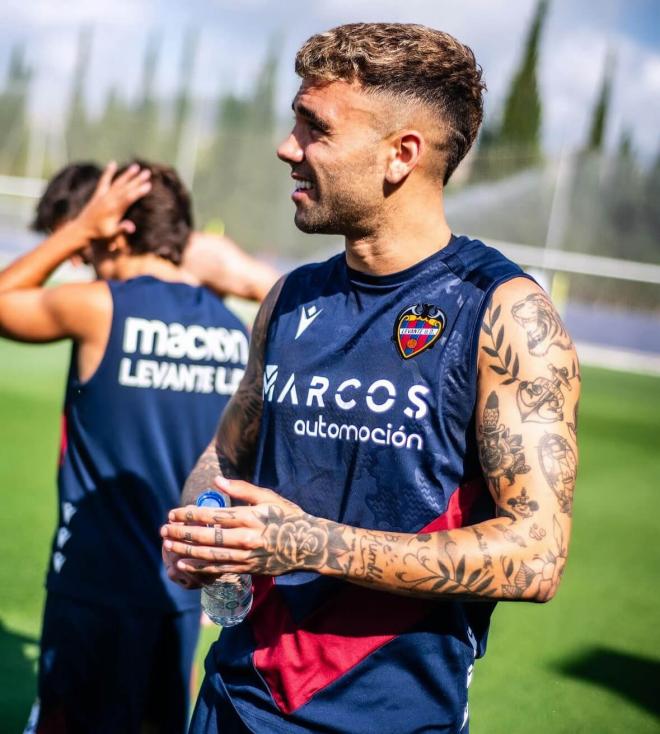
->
xmin=1 ymin=0 xmax=659 ymax=159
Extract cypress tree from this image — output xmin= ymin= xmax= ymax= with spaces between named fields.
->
xmin=472 ymin=0 xmax=549 ymax=180
xmin=171 ymin=29 xmax=199 ymax=167
xmin=498 ymin=0 xmax=548 ymax=164
xmin=586 ymin=51 xmax=615 ymax=152
xmin=130 ymin=33 xmax=162 ymax=160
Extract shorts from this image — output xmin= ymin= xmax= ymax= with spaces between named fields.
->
xmin=188 ymin=672 xmax=253 ymax=734
xmin=33 ymin=592 xmax=200 ymax=734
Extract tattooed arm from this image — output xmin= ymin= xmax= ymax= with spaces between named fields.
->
xmin=164 ymin=278 xmax=578 ymax=603
xmin=180 ymin=276 xmax=285 ymax=506
xmin=163 ymin=277 xmax=284 ymax=588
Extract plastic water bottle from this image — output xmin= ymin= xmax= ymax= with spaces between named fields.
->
xmin=196 ymin=490 xmax=253 ymax=627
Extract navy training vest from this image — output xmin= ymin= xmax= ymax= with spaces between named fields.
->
xmin=204 ymin=235 xmax=529 ymax=733
xmin=47 ymin=276 xmax=248 ymax=612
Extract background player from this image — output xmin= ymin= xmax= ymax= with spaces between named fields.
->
xmin=162 ymin=23 xmax=580 ymax=734
xmin=31 ymin=161 xmax=279 ymax=303
xmin=0 ymin=161 xmax=254 ymax=733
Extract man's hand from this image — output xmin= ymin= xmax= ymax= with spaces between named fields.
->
xmin=162 ymin=476 xmax=330 ymax=579
xmin=162 ymin=543 xmax=205 ymax=590
xmin=75 ymin=161 xmax=151 ymax=242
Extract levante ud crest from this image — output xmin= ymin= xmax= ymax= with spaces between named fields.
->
xmin=394 ymin=304 xmax=446 ymax=359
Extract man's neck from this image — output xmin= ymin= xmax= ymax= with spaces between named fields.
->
xmin=113 ymin=254 xmax=198 ymax=285
xmin=344 ymin=190 xmax=452 ymax=276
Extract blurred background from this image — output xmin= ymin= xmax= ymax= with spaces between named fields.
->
xmin=0 ymin=1 xmax=658 ymax=732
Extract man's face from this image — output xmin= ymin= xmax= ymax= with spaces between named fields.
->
xmin=277 ymin=80 xmax=389 ymax=237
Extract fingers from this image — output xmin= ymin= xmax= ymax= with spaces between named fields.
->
xmin=94 ymin=161 xmax=117 ymax=196
xmin=164 ymin=538 xmax=254 ymax=566
xmin=175 ymin=558 xmax=252 ymax=575
xmin=162 ymin=546 xmax=204 ymax=588
xmin=167 ymin=504 xmax=257 ymax=527
xmin=214 ymin=476 xmax=283 ymax=506
xmin=161 ymin=523 xmax=260 ymax=550
xmin=112 ymin=166 xmax=151 ymax=205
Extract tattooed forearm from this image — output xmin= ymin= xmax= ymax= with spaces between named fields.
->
xmin=216 ymin=379 xmax=264 ymax=480
xmin=268 ymin=513 xmax=560 ymax=602
xmin=181 ymin=441 xmax=222 ymax=505
xmin=192 ymin=278 xmax=284 ymax=490
xmin=493 ymin=522 xmax=527 ymax=548
xmin=478 ymin=391 xmax=530 ymax=496
xmin=471 ymin=525 xmax=493 ymax=569
xmin=500 ymin=515 xmax=566 ymax=601
xmin=395 ymin=536 xmax=496 ymax=597
xmin=174 ymin=500 xmax=566 ymax=603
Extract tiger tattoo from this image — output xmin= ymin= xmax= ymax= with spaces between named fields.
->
xmin=511 ymin=293 xmax=572 ymax=356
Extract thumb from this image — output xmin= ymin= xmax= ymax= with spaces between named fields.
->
xmin=214 ymin=476 xmax=279 ymax=506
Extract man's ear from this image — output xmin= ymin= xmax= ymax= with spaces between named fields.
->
xmin=108 ymin=233 xmax=131 ymax=254
xmin=384 ymin=130 xmax=424 ymax=185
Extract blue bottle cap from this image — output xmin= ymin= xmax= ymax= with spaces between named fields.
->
xmin=196 ymin=490 xmax=226 ymax=509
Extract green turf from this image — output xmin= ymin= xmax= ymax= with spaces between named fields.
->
xmin=1 ymin=338 xmax=659 ymax=732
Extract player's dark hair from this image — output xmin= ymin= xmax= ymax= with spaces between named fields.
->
xmin=116 ymin=159 xmax=192 ymax=266
xmin=32 ymin=162 xmax=102 ymax=233
xmin=296 ymin=23 xmax=486 ymax=184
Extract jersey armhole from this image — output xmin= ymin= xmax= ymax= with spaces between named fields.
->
xmin=71 ymin=280 xmax=116 ymax=389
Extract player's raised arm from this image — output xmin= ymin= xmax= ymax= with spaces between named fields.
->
xmin=165 ymin=278 xmax=579 ymax=603
xmin=179 ymin=276 xmax=286 ymax=506
xmin=0 ymin=162 xmax=151 ymax=342
xmin=182 ymin=232 xmax=280 ymax=303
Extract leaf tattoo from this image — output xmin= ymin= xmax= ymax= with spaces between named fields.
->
xmin=481 ymin=301 xmax=521 ymax=385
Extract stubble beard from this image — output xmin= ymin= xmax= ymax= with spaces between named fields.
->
xmin=293 ymin=179 xmax=379 ymax=238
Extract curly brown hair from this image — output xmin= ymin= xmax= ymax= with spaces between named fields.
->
xmin=295 ymin=23 xmax=486 ymax=184
xmin=117 ymin=159 xmax=193 ymax=265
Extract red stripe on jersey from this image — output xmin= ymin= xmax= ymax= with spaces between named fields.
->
xmin=250 ymin=477 xmax=485 ymax=714
xmin=59 ymin=413 xmax=68 ymax=467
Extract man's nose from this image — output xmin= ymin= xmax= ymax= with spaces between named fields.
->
xmin=277 ymin=132 xmax=304 ymax=164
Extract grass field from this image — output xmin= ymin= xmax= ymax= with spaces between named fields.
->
xmin=1 ymin=338 xmax=659 ymax=733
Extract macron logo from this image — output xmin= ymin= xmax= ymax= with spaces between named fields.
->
xmin=295 ymin=305 xmax=322 ymax=340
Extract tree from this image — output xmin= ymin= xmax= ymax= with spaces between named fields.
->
xmin=0 ymin=44 xmax=33 ymax=175
xmin=129 ymin=33 xmax=163 ymax=160
xmin=585 ymin=50 xmax=615 ymax=153
xmin=193 ymin=41 xmax=283 ymax=248
xmin=472 ymin=0 xmax=549 ymax=180
xmin=65 ymin=28 xmax=93 ymax=161
xmin=170 ymin=29 xmax=199 ymax=169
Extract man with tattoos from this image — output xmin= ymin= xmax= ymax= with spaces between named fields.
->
xmin=0 ymin=161 xmax=266 ymax=733
xmin=162 ymin=23 xmax=580 ymax=734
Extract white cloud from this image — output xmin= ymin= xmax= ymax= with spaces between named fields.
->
xmin=3 ymin=0 xmax=153 ymax=27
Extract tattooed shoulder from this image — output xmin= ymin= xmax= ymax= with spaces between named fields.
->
xmin=511 ymin=291 xmax=573 ymax=356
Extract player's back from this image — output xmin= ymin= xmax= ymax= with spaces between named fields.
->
xmin=48 ymin=276 xmax=248 ymax=612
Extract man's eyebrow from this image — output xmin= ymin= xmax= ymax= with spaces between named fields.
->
xmin=291 ymin=101 xmax=331 ymax=131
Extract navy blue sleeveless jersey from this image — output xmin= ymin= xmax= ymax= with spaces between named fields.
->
xmin=200 ymin=236 xmax=528 ymax=733
xmin=47 ymin=276 xmax=248 ymax=612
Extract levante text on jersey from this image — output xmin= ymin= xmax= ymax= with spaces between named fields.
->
xmin=49 ymin=276 xmax=248 ymax=612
